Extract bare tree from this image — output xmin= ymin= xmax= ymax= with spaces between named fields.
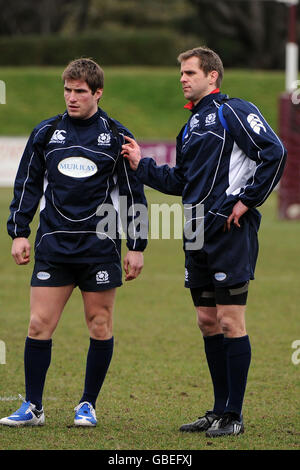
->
xmin=188 ymin=0 xmax=291 ymax=68
xmin=0 ymin=0 xmax=89 ymax=35
xmin=0 ymin=0 xmax=294 ymax=69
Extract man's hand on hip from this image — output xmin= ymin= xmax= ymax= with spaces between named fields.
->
xmin=225 ymin=201 xmax=249 ymax=231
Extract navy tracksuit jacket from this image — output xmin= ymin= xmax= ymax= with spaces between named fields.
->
xmin=136 ymin=92 xmax=287 ymax=285
xmin=7 ymin=108 xmax=148 ymax=263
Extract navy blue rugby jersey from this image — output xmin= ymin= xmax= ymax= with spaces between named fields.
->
xmin=136 ymin=91 xmax=287 ymax=242
xmin=7 ymin=108 xmax=148 ymax=263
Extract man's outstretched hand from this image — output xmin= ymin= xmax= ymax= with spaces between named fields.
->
xmin=121 ymin=136 xmax=142 ymax=171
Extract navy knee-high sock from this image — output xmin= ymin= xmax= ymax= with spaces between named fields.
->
xmin=223 ymin=335 xmax=251 ymax=417
xmin=203 ymin=334 xmax=228 ymax=415
xmin=24 ymin=336 xmax=52 ymax=410
xmin=80 ymin=337 xmax=114 ymax=409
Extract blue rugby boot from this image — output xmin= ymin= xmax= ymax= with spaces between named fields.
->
xmin=0 ymin=395 xmax=45 ymax=426
xmin=74 ymin=402 xmax=97 ymax=427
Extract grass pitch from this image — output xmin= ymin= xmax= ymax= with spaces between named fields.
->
xmin=0 ymin=67 xmax=288 ymax=139
xmin=0 ymin=188 xmax=299 ymax=451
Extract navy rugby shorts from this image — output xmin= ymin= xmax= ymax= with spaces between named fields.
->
xmin=185 ymin=217 xmax=259 ymax=289
xmin=31 ymin=260 xmax=122 ymax=291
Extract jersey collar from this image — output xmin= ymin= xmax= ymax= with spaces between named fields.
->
xmin=67 ymin=108 xmax=101 ymax=126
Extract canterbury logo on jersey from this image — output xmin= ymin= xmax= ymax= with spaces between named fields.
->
xmin=189 ymin=114 xmax=199 ymax=131
xmin=247 ymin=113 xmax=266 ymax=135
xmin=49 ymin=129 xmax=67 ymax=144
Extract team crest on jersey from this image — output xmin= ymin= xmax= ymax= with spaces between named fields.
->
xmin=49 ymin=130 xmax=66 ymax=144
xmin=247 ymin=113 xmax=266 ymax=135
xmin=189 ymin=114 xmax=199 ymax=131
xmin=98 ymin=133 xmax=111 ymax=146
xmin=205 ymin=113 xmax=216 ymax=126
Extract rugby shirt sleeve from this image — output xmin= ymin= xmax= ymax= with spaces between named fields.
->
xmin=135 ymin=129 xmax=185 ymax=196
xmin=222 ymin=99 xmax=287 ymax=208
xmin=7 ymin=130 xmax=45 ymax=239
xmin=136 ymin=156 xmax=185 ymax=196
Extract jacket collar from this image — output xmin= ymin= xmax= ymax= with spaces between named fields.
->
xmin=184 ymin=89 xmax=221 ymax=114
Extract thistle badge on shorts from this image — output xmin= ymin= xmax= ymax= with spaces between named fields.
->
xmin=96 ymin=271 xmax=109 ymax=284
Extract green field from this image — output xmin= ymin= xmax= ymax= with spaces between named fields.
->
xmin=0 ymin=187 xmax=299 ymax=451
xmin=0 ymin=66 xmax=299 ymax=451
xmin=0 ymin=67 xmax=287 ymax=138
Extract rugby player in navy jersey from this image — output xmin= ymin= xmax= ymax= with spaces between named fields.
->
xmin=1 ymin=58 xmax=147 ymax=427
xmin=122 ymin=47 xmax=286 ymax=437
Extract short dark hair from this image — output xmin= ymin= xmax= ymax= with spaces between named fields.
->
xmin=177 ymin=46 xmax=224 ymax=88
xmin=62 ymin=58 xmax=104 ymax=94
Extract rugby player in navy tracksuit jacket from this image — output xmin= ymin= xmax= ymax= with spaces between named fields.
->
xmin=1 ymin=58 xmax=147 ymax=428
xmin=122 ymin=47 xmax=287 ymax=437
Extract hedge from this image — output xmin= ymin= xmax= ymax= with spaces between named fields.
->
xmin=0 ymin=30 xmax=200 ymax=66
